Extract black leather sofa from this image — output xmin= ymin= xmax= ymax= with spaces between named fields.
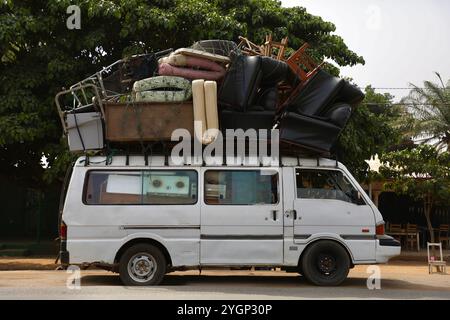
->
xmin=217 ymin=55 xmax=364 ymax=155
xmin=218 ymin=55 xmax=296 ymax=134
xmin=278 ymin=70 xmax=364 ymax=154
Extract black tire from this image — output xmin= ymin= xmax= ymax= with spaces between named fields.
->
xmin=300 ymin=241 xmax=350 ymax=286
xmin=119 ymin=244 xmax=166 ymax=286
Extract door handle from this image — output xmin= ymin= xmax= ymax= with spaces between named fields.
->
xmin=271 ymin=210 xmax=278 ymax=221
xmin=285 ymin=209 xmax=297 ymax=219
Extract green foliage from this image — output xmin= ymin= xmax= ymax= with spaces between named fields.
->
xmin=0 ymin=0 xmax=365 ymax=186
xmin=379 ymin=145 xmax=450 ymax=205
xmin=395 ymin=73 xmax=450 ymax=151
xmin=336 ymin=86 xmax=401 ymax=181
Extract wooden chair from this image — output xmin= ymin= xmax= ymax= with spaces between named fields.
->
xmin=285 ymin=43 xmax=324 ymax=83
xmin=406 ymin=223 xmax=418 ymax=251
xmin=427 ymin=242 xmax=447 ymax=274
xmin=262 ymin=34 xmax=289 ymax=60
xmin=388 ymin=223 xmax=403 ymax=243
xmin=237 ymin=36 xmax=264 ymax=56
xmin=437 ymin=224 xmax=449 ymax=249
xmin=389 ymin=223 xmax=402 ymax=232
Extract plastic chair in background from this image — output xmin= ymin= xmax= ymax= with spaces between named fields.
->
xmin=427 ymin=242 xmax=447 ymax=274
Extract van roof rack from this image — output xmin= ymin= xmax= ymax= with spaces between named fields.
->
xmin=75 ymin=154 xmax=342 ymax=169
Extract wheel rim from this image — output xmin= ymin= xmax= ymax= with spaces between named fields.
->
xmin=316 ymin=253 xmax=337 ymax=275
xmin=127 ymin=253 xmax=157 ymax=283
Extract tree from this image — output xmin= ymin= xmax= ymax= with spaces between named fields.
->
xmin=0 ymin=0 xmax=365 ymax=186
xmin=336 ymin=86 xmax=401 ymax=181
xmin=395 ymin=73 xmax=450 ymax=151
xmin=379 ymin=145 xmax=450 ymax=243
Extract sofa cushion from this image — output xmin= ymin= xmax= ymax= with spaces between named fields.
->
xmin=324 ymin=103 xmax=352 ymax=128
xmin=260 ymin=56 xmax=290 ymax=86
xmin=334 ymin=81 xmax=365 ymax=106
xmin=288 ymin=69 xmax=344 ymax=116
xmin=256 ymin=87 xmax=279 ymax=111
xmin=218 ymin=55 xmax=262 ymax=112
xmin=220 ymin=108 xmax=275 ymax=131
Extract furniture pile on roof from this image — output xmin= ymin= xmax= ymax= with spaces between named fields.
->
xmin=55 ymin=36 xmax=364 ymax=159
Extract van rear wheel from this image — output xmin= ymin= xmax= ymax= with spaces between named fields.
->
xmin=119 ymin=244 xmax=166 ymax=286
xmin=300 ymin=241 xmax=350 ymax=286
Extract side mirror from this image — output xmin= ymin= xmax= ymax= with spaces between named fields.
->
xmin=351 ymin=190 xmax=366 ymax=205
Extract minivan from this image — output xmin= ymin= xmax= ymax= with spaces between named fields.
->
xmin=59 ymin=155 xmax=400 ymax=286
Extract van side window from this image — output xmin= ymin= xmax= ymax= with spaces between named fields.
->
xmin=84 ymin=170 xmax=198 ymax=205
xmin=295 ymin=169 xmax=362 ymax=204
xmin=204 ymin=170 xmax=278 ymax=205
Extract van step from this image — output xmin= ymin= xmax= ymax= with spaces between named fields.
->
xmin=0 ymin=249 xmax=32 ymax=257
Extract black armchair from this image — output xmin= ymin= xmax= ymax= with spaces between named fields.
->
xmin=279 ymin=103 xmax=352 ymax=154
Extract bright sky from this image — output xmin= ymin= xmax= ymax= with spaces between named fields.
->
xmin=281 ymin=0 xmax=450 ymax=101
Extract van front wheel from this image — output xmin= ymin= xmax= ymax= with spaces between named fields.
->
xmin=119 ymin=244 xmax=166 ymax=286
xmin=301 ymin=241 xmax=350 ymax=286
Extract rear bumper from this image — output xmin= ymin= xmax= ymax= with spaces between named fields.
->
xmin=59 ymin=240 xmax=70 ymax=266
xmin=376 ymin=235 xmax=401 ymax=263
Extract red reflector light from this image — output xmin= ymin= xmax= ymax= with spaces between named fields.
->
xmin=60 ymin=222 xmax=67 ymax=240
xmin=376 ymin=224 xmax=385 ymax=236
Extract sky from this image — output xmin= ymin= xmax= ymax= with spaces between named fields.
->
xmin=281 ymin=0 xmax=450 ymax=101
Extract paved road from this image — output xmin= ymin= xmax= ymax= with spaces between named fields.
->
xmin=0 ymin=265 xmax=449 ymax=299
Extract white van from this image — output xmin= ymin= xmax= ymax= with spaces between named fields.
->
xmin=59 ymin=155 xmax=400 ymax=286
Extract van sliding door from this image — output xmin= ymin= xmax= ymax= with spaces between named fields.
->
xmin=200 ymin=168 xmax=284 ymax=265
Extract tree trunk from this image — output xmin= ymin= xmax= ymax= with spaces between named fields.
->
xmin=424 ymin=194 xmax=434 ymax=244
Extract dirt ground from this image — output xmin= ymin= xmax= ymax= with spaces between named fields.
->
xmin=0 ymin=257 xmax=58 ymax=271
xmin=0 ymin=257 xmax=449 ymax=289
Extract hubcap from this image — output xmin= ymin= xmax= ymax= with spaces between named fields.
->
xmin=128 ymin=253 xmax=157 ymax=283
xmin=317 ymin=253 xmax=337 ymax=275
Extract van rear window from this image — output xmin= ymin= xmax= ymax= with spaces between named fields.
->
xmin=84 ymin=170 xmax=198 ymax=205
xmin=204 ymin=170 xmax=279 ymax=205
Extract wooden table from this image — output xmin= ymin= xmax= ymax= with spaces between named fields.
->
xmin=386 ymin=231 xmax=420 ymax=252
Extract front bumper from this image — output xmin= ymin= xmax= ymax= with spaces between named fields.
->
xmin=376 ymin=235 xmax=401 ymax=263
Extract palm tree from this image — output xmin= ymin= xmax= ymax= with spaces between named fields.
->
xmin=396 ymin=73 xmax=450 ymax=151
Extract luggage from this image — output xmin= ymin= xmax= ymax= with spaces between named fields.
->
xmin=66 ymin=112 xmax=104 ymax=151
xmin=132 ymin=76 xmax=192 ymax=103
xmin=104 ymin=102 xmax=194 ymax=142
